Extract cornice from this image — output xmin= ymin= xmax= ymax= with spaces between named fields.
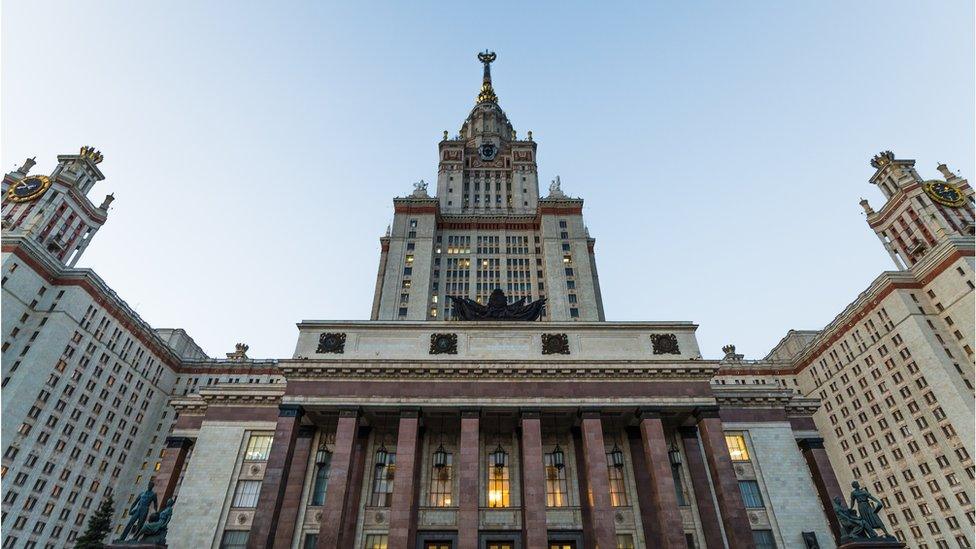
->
xmin=295 ymin=320 xmax=698 ymax=331
xmin=711 ymin=386 xmax=796 ymax=408
xmin=198 ymin=383 xmax=285 ymax=407
xmin=277 ymin=359 xmax=719 ymax=381
xmin=170 ymin=395 xmax=207 ymax=415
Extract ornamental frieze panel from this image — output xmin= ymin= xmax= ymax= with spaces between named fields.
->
xmin=541 ymin=333 xmax=570 ymax=355
xmin=430 ymin=333 xmax=458 ymax=354
xmin=650 ymin=333 xmax=680 ymax=355
xmin=316 ymin=332 xmax=346 ymax=354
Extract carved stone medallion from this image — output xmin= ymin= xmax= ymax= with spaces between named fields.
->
xmin=430 ymin=333 xmax=458 ymax=355
xmin=541 ymin=333 xmax=570 ymax=355
xmin=650 ymin=333 xmax=680 ymax=355
xmin=317 ymin=332 xmax=346 ymax=354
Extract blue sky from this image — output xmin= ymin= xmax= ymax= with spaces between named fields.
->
xmin=3 ymin=1 xmax=973 ymax=359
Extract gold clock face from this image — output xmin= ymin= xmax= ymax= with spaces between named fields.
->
xmin=6 ymin=175 xmax=52 ymax=203
xmin=923 ymin=180 xmax=966 ymax=208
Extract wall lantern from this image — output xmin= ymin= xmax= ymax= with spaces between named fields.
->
xmin=668 ymin=443 xmax=682 ymax=468
xmin=433 ymin=444 xmax=449 ymax=469
xmin=374 ymin=443 xmax=388 ymax=468
xmin=315 ymin=442 xmax=332 ymax=467
xmin=490 ymin=444 xmax=508 ymax=468
xmin=551 ymin=444 xmax=565 ymax=469
xmin=609 ymin=443 xmax=625 ymax=468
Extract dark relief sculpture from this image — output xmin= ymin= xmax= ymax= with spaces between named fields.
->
xmin=541 ymin=333 xmax=570 ymax=355
xmin=317 ymin=332 xmax=346 ymax=354
xmin=449 ymin=288 xmax=546 ymax=321
xmin=430 ymin=333 xmax=458 ymax=355
xmin=832 ymin=481 xmax=896 ymax=543
xmin=650 ymin=333 xmax=680 ymax=354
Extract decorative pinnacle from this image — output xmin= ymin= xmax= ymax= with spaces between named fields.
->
xmin=476 ymin=50 xmax=498 ymax=105
xmin=870 ymin=150 xmax=894 ymax=169
xmin=80 ymin=146 xmax=104 ymax=165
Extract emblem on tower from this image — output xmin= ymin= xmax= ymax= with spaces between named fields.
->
xmin=476 ymin=50 xmax=498 ymax=105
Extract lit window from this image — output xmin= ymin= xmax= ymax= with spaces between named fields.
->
xmin=428 ymin=451 xmax=453 ymax=507
xmin=544 ymin=452 xmax=568 ymax=507
xmin=616 ymin=534 xmax=636 ymax=549
xmin=606 ymin=453 xmax=629 ymax=506
xmin=364 ymin=534 xmax=388 ymax=549
xmin=231 ymin=480 xmax=262 ymax=508
xmin=487 ymin=453 xmax=510 ymax=508
xmin=563 ymin=255 xmax=572 ymax=264
xmin=244 ymin=434 xmax=274 ymax=461
xmin=725 ymin=434 xmax=750 ymax=461
xmin=405 ymin=255 xmax=414 ymax=264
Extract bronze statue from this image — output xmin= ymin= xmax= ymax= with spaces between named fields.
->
xmin=832 ymin=482 xmax=896 ymax=542
xmin=118 ymin=481 xmax=158 ymax=541
xmin=448 ymin=289 xmax=546 ymax=321
xmin=136 ymin=497 xmax=175 ymax=544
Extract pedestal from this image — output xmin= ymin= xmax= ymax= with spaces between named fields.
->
xmin=107 ymin=543 xmax=166 ymax=549
xmin=838 ymin=540 xmax=906 ymax=549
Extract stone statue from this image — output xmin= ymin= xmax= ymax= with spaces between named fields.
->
xmin=412 ymin=179 xmax=429 ymax=197
xmin=448 ymin=288 xmax=546 ymax=321
xmin=135 ymin=497 xmax=175 ymax=544
xmin=849 ymin=481 xmax=893 ymax=538
xmin=118 ymin=481 xmax=158 ymax=541
xmin=548 ymin=176 xmax=566 ymax=198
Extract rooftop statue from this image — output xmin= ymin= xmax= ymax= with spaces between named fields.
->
xmin=832 ymin=481 xmax=896 ymax=544
xmin=448 ymin=288 xmax=546 ymax=321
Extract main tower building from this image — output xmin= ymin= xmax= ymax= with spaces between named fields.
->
xmin=372 ymin=52 xmax=605 ymax=322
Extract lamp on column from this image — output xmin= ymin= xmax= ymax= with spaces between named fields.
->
xmin=551 ymin=443 xmax=565 ymax=469
xmin=668 ymin=443 xmax=682 ymax=468
xmin=490 ymin=415 xmax=507 ymax=468
xmin=433 ymin=415 xmax=448 ymax=468
xmin=609 ymin=438 xmax=625 ymax=468
xmin=315 ymin=440 xmax=332 ymax=467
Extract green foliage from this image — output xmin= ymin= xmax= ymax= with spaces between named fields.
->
xmin=74 ymin=494 xmax=115 ymax=549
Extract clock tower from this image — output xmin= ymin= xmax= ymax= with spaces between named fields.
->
xmin=2 ymin=146 xmax=114 ymax=266
xmin=859 ymin=151 xmax=974 ymax=269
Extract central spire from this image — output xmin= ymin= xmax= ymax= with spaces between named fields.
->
xmin=476 ymin=50 xmax=498 ymax=105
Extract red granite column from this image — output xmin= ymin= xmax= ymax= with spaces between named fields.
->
xmin=637 ymin=411 xmax=686 ymax=549
xmin=458 ymin=410 xmax=481 ymax=549
xmin=579 ymin=411 xmax=616 ymax=549
xmin=339 ymin=424 xmax=371 ymax=546
xmin=798 ymin=437 xmax=844 ymax=541
xmin=273 ymin=426 xmax=315 ymax=548
xmin=248 ymin=404 xmax=305 ymax=549
xmin=154 ymin=436 xmax=194 ymax=503
xmin=696 ymin=409 xmax=755 ymax=549
xmin=627 ymin=428 xmax=662 ymax=544
xmin=679 ymin=426 xmax=724 ymax=548
xmin=519 ymin=411 xmax=547 ymax=549
xmin=317 ymin=409 xmax=361 ymax=549
xmin=388 ymin=410 xmax=423 ymax=549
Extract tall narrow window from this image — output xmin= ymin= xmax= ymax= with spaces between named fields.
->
xmin=606 ymin=453 xmax=629 ymax=506
xmin=370 ymin=453 xmax=396 ymax=507
xmin=231 ymin=480 xmax=261 ymax=508
xmin=311 ymin=452 xmax=331 ymax=505
xmin=724 ymin=433 xmax=750 ymax=461
xmin=544 ymin=452 xmax=568 ymax=507
xmin=738 ymin=480 xmax=764 ymax=508
xmin=672 ymin=465 xmax=687 ymax=506
xmin=752 ymin=530 xmax=776 ymax=549
xmin=487 ymin=452 xmax=510 ymax=508
xmin=364 ymin=534 xmax=389 ymax=549
xmin=428 ymin=451 xmax=453 ymax=507
xmin=220 ymin=530 xmax=249 ymax=549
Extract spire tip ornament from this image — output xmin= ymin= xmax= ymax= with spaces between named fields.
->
xmin=476 ymin=50 xmax=499 ymax=105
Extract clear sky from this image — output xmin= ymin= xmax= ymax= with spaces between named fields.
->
xmin=3 ymin=1 xmax=973 ymax=360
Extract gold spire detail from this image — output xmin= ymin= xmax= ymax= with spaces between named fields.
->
xmin=476 ymin=50 xmax=498 ymax=104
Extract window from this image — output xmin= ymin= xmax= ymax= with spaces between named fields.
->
xmin=606 ymin=453 xmax=629 ymax=506
xmin=232 ymin=480 xmax=262 ymax=508
xmin=244 ymin=434 xmax=273 ymax=461
xmin=370 ymin=452 xmax=396 ymax=507
xmin=725 ymin=434 xmax=750 ymax=461
xmin=311 ymin=453 xmax=331 ymax=506
xmin=752 ymin=530 xmax=776 ymax=549
xmin=428 ymin=451 xmax=453 ymax=507
xmin=739 ymin=480 xmax=764 ymax=508
xmin=220 ymin=531 xmax=249 ymax=549
xmin=487 ymin=452 xmax=510 ymax=508
xmin=303 ymin=534 xmax=318 ymax=549
xmin=616 ymin=534 xmax=635 ymax=549
xmin=364 ymin=534 xmax=388 ymax=549
xmin=544 ymin=452 xmax=568 ymax=507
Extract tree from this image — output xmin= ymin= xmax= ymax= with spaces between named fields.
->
xmin=74 ymin=494 xmax=115 ymax=548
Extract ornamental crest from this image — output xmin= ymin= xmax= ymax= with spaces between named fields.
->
xmin=317 ymin=333 xmax=346 ymax=354
xmin=430 ymin=333 xmax=458 ymax=355
xmin=650 ymin=333 xmax=680 ymax=355
xmin=541 ymin=333 xmax=570 ymax=355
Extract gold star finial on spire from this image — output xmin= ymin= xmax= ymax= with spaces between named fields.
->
xmin=476 ymin=50 xmax=498 ymax=104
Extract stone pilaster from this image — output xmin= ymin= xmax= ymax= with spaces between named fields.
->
xmin=247 ymin=404 xmax=304 ymax=549
xmin=798 ymin=437 xmax=844 ymax=542
xmin=519 ymin=411 xmax=547 ymax=549
xmin=458 ymin=410 xmax=481 ymax=549
xmin=388 ymin=410 xmax=422 ymax=548
xmin=696 ymin=409 xmax=755 ymax=549
xmin=316 ymin=408 xmax=361 ymax=549
xmin=679 ymin=426 xmax=724 ymax=548
xmin=273 ymin=426 xmax=315 ymax=548
xmin=154 ymin=436 xmax=194 ymax=504
xmin=636 ymin=410 xmax=685 ymax=548
xmin=579 ymin=410 xmax=616 ymax=549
